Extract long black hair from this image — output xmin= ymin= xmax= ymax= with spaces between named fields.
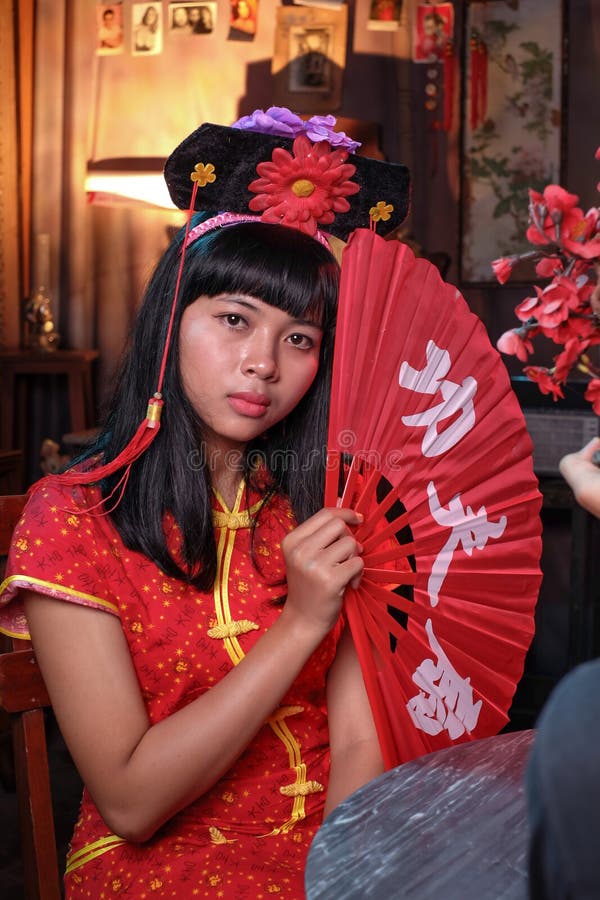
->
xmin=83 ymin=218 xmax=339 ymax=590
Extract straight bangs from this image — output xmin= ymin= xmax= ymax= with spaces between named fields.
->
xmin=182 ymin=221 xmax=339 ymax=329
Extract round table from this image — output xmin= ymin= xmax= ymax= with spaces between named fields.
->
xmin=305 ymin=729 xmax=534 ymax=900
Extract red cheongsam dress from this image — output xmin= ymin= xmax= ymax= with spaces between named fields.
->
xmin=0 ymin=476 xmax=342 ymax=898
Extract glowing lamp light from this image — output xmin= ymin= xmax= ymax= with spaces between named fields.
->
xmin=85 ymin=158 xmax=177 ymax=209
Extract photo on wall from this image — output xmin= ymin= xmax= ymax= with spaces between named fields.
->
xmin=228 ymin=0 xmax=258 ymax=41
xmin=169 ymin=2 xmax=216 ymax=35
xmin=96 ymin=3 xmax=124 ymax=55
xmin=132 ymin=2 xmax=163 ymax=55
xmin=272 ymin=5 xmax=348 ymax=112
xmin=367 ymin=0 xmax=403 ymax=31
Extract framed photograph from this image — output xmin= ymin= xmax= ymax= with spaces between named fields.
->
xmin=96 ymin=4 xmax=124 ymax=55
xmin=272 ymin=5 xmax=348 ymax=113
xmin=169 ymin=2 xmax=216 ymax=35
xmin=460 ymin=0 xmax=565 ymax=284
xmin=132 ymin=2 xmax=163 ymax=55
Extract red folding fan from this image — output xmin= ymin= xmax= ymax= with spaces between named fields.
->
xmin=326 ymin=228 xmax=542 ymax=770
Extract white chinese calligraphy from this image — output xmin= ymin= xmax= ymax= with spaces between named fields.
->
xmin=426 ymin=480 xmax=507 ymax=607
xmin=406 ymin=619 xmax=483 ymax=739
xmin=399 ymin=339 xmax=477 ymax=457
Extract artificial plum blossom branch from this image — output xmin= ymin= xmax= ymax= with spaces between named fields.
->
xmin=493 ymin=146 xmax=600 ymax=414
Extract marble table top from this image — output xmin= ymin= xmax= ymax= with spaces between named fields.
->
xmin=305 ymin=729 xmax=534 ymax=900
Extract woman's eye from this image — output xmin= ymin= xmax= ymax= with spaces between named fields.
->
xmin=287 ymin=333 xmax=314 ymax=349
xmin=223 ymin=314 xmax=245 ymax=327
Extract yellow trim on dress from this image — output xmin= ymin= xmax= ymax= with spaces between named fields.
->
xmin=65 ymin=834 xmax=128 ymax=874
xmin=211 ymin=482 xmax=319 ymax=836
xmin=0 ymin=574 xmax=119 ymax=614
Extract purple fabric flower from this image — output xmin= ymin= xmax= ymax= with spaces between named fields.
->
xmin=231 ymin=107 xmax=361 ymax=153
xmin=304 ymin=115 xmax=361 ymax=153
xmin=232 ymin=107 xmax=305 ymax=138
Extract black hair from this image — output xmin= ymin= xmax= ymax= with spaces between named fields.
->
xmin=83 ymin=219 xmax=339 ymax=590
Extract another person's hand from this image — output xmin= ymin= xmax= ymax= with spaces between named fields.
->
xmin=559 ymin=436 xmax=600 ymax=518
xmin=282 ymin=507 xmax=364 ymax=638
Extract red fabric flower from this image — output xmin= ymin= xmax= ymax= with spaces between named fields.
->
xmin=523 ymin=366 xmax=564 ymax=400
xmin=562 ymin=207 xmax=600 ymax=259
xmin=553 ymin=337 xmax=588 ymax=382
xmin=584 ymin=377 xmax=600 ymax=415
xmin=514 ymin=292 xmax=541 ymax=323
xmin=526 ymin=185 xmax=584 ymax=246
xmin=535 ymin=256 xmax=563 ymax=278
xmin=491 ymin=256 xmax=516 ymax=285
xmin=496 ymin=329 xmax=534 ymax=362
xmin=535 ymin=278 xmax=581 ymax=330
xmin=247 ymin=135 xmax=359 ymax=236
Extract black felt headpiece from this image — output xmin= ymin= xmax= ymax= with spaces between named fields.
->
xmin=163 ymin=121 xmax=411 ymax=240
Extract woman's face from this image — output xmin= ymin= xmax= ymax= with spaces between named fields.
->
xmin=145 ymin=6 xmax=158 ymax=24
xmin=179 ymin=293 xmax=323 ymax=455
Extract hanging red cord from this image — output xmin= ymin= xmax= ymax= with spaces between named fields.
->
xmin=442 ymin=37 xmax=455 ymax=132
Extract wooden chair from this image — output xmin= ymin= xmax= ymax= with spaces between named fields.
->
xmin=0 ymin=493 xmax=62 ymax=899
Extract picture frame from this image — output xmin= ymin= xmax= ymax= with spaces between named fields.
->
xmin=460 ymin=0 xmax=566 ymax=284
xmin=272 ymin=5 xmax=348 ymax=113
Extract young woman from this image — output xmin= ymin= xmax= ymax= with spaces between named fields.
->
xmin=1 ymin=219 xmax=382 ymax=898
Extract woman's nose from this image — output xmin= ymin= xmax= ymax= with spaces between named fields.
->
xmin=241 ymin=337 xmax=279 ymax=380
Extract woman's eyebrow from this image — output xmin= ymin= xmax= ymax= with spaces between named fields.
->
xmin=211 ymin=296 xmax=259 ymax=311
xmin=211 ymin=296 xmax=323 ymax=330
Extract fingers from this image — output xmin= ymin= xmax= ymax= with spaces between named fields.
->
xmin=559 ymin=437 xmax=600 ymax=519
xmin=286 ymin=507 xmax=363 ymax=543
xmin=559 ymin=436 xmax=600 ymax=476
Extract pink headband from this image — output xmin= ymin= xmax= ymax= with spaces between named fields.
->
xmin=185 ymin=211 xmax=332 ymax=249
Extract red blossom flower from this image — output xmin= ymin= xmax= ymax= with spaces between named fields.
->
xmin=247 ymin=135 xmax=359 ymax=236
xmin=553 ymin=338 xmax=588 ymax=381
xmin=526 ymin=185 xmax=584 ymax=246
xmin=514 ymin=293 xmax=540 ymax=323
xmin=491 ymin=256 xmax=516 ymax=284
xmin=494 ymin=147 xmax=600 ymax=413
xmin=496 ymin=329 xmax=534 ymax=362
xmin=535 ymin=278 xmax=581 ymax=329
xmin=562 ymin=207 xmax=600 ymax=259
xmin=523 ymin=366 xmax=564 ymax=400
xmin=535 ymin=256 xmax=563 ymax=278
xmin=584 ymin=378 xmax=600 ymax=415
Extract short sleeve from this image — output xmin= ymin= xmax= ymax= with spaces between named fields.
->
xmin=0 ymin=478 xmax=121 ymax=639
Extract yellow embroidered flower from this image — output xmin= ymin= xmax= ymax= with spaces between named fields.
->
xmin=369 ymin=200 xmax=394 ymax=222
xmin=15 ymin=537 xmax=28 ymax=551
xmin=190 ymin=162 xmax=216 ymax=187
xmin=149 ymin=878 xmax=163 ymax=891
xmin=66 ymin=515 xmax=80 ymax=528
xmin=221 ymin=791 xmax=235 ymax=804
xmin=208 ymin=874 xmax=222 ymax=887
xmin=267 ymin=886 xmax=282 ymax=894
xmin=111 ymin=879 xmax=122 ymax=893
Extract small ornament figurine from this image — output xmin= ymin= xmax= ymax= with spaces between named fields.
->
xmin=24 ymin=233 xmax=60 ymax=352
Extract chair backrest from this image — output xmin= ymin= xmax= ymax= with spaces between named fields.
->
xmin=0 ymin=493 xmax=61 ymax=899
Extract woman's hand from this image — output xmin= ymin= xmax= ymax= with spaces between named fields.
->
xmin=559 ymin=436 xmax=600 ymax=518
xmin=281 ymin=507 xmax=364 ymax=637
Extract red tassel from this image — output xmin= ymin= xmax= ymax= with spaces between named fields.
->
xmin=44 ymin=395 xmax=164 ymax=488
xmin=470 ymin=31 xmax=480 ymax=131
xmin=40 ymin=179 xmax=201 ymax=503
xmin=470 ymin=30 xmax=488 ymax=132
xmin=442 ymin=38 xmax=455 ymax=132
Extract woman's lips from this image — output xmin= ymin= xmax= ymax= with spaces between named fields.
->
xmin=227 ymin=392 xmax=271 ymax=418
